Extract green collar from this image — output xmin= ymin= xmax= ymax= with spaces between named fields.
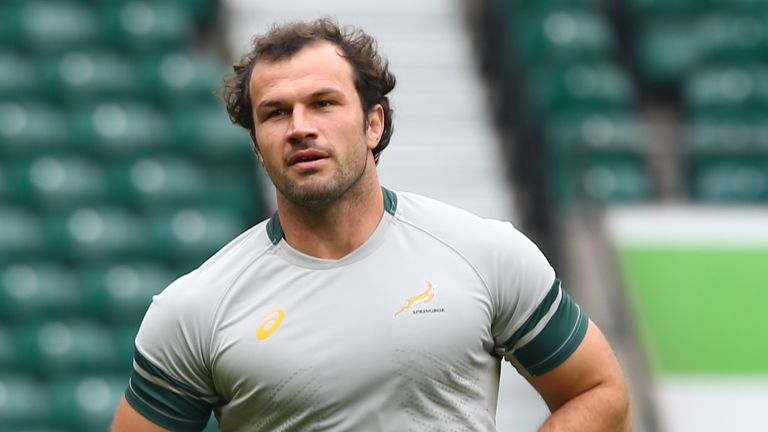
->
xmin=266 ymin=186 xmax=397 ymax=245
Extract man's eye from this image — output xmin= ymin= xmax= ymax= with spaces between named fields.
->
xmin=266 ymin=109 xmax=288 ymax=118
xmin=316 ymin=100 xmax=333 ymax=108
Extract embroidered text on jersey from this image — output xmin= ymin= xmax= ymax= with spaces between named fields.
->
xmin=257 ymin=308 xmax=285 ymax=340
xmin=394 ymin=281 xmax=437 ymax=317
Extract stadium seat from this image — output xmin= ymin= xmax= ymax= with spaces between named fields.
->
xmin=0 ymin=1 xmax=101 ymax=52
xmin=15 ymin=320 xmax=121 ymax=373
xmin=529 ymin=61 xmax=634 ymax=120
xmin=6 ymin=155 xmax=109 ymax=209
xmin=38 ymin=50 xmax=139 ymax=103
xmin=625 ymin=0 xmax=710 ymax=18
xmin=553 ymin=153 xmax=652 ymax=202
xmin=544 ymin=110 xmax=647 ymax=153
xmin=688 ymin=156 xmax=768 ymax=202
xmin=0 ymin=261 xmax=82 ymax=321
xmin=635 ymin=19 xmax=701 ymax=88
xmin=0 ymin=206 xmax=44 ymax=259
xmin=69 ymin=100 xmax=171 ymax=156
xmin=0 ymin=326 xmax=15 ymax=369
xmin=544 ymin=110 xmax=650 ymax=203
xmin=108 ymin=155 xmax=210 ymax=208
xmin=44 ymin=206 xmax=149 ymax=260
xmin=510 ymin=8 xmax=613 ymax=69
xmin=138 ymin=51 xmax=229 ymax=106
xmin=0 ymin=50 xmax=40 ymax=98
xmin=50 ymin=374 xmax=127 ymax=432
xmin=147 ymin=206 xmax=248 ymax=267
xmin=0 ymin=100 xmax=71 ymax=154
xmin=170 ymin=102 xmax=254 ymax=161
xmin=696 ymin=12 xmax=768 ymax=62
xmin=98 ymin=1 xmax=195 ymax=54
xmin=687 ymin=111 xmax=768 ymax=151
xmin=0 ymin=374 xmax=51 ymax=426
xmin=683 ymin=64 xmax=768 ymax=115
xmin=80 ymin=261 xmax=176 ymax=324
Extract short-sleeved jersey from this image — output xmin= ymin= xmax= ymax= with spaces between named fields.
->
xmin=126 ymin=188 xmax=588 ymax=431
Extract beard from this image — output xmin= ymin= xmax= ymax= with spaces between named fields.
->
xmin=265 ymin=137 xmax=370 ymax=210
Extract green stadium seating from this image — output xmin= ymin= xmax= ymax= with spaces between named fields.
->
xmin=108 ymin=155 xmax=210 ymax=207
xmin=683 ymin=64 xmax=768 ymax=114
xmin=69 ymin=100 xmax=171 ymax=156
xmin=50 ymin=374 xmax=127 ymax=432
xmin=687 ymin=155 xmax=768 ymax=202
xmin=138 ymin=51 xmax=229 ymax=106
xmin=44 ymin=206 xmax=149 ymax=260
xmin=98 ymin=1 xmax=195 ymax=54
xmin=0 ymin=50 xmax=40 ymax=98
xmin=39 ymin=50 xmax=139 ymax=103
xmin=635 ymin=19 xmax=701 ymax=88
xmin=688 ymin=111 xmax=768 ymax=151
xmin=0 ymin=100 xmax=71 ymax=155
xmin=0 ymin=262 xmax=82 ymax=321
xmin=625 ymin=0 xmax=710 ymax=18
xmin=147 ymin=206 xmax=247 ymax=267
xmin=544 ymin=110 xmax=647 ymax=152
xmin=529 ymin=61 xmax=634 ymax=119
xmin=15 ymin=320 xmax=121 ymax=373
xmin=0 ymin=327 xmax=15 ymax=369
xmin=80 ymin=261 xmax=175 ymax=324
xmin=0 ymin=206 xmax=44 ymax=259
xmin=0 ymin=374 xmax=51 ymax=426
xmin=170 ymin=102 xmax=255 ymax=161
xmin=6 ymin=155 xmax=109 ymax=209
xmin=545 ymin=111 xmax=650 ymax=203
xmin=510 ymin=7 xmax=613 ymax=69
xmin=0 ymin=1 xmax=101 ymax=52
xmin=697 ymin=13 xmax=768 ymax=62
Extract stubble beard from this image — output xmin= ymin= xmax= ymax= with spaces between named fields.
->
xmin=270 ymin=139 xmax=370 ymax=211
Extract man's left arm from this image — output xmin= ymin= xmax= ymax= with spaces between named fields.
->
xmin=528 ymin=319 xmax=631 ymax=432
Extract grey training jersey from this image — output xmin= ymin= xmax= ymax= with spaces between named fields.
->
xmin=126 ymin=188 xmax=588 ymax=431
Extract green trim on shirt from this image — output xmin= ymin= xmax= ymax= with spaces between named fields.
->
xmin=504 ymin=279 xmax=588 ymax=376
xmin=126 ymin=363 xmax=212 ymax=431
xmin=265 ymin=186 xmax=398 ymax=244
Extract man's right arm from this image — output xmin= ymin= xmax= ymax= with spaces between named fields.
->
xmin=112 ymin=396 xmax=171 ymax=432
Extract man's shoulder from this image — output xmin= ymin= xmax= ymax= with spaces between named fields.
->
xmin=155 ymin=218 xmax=273 ymax=303
xmin=392 ymin=190 xmax=525 ymax=244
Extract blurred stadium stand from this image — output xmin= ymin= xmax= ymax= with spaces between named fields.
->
xmin=0 ymin=0 xmax=263 ymax=430
xmin=471 ymin=0 xmax=768 ymax=431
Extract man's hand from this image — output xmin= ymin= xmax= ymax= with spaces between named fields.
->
xmin=529 ymin=320 xmax=631 ymax=431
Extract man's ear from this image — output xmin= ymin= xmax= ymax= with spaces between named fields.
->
xmin=366 ymin=104 xmax=385 ymax=151
xmin=249 ymin=130 xmax=263 ymax=163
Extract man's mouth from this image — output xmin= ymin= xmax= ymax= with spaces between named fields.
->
xmin=288 ymin=149 xmax=329 ymax=167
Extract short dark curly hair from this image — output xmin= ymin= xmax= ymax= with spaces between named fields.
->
xmin=219 ymin=17 xmax=396 ymax=164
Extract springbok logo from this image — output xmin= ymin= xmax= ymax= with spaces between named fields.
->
xmin=256 ymin=308 xmax=285 ymax=340
xmin=394 ymin=281 xmax=437 ymax=317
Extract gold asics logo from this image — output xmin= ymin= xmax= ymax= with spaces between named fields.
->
xmin=394 ymin=281 xmax=436 ymax=317
xmin=257 ymin=308 xmax=285 ymax=340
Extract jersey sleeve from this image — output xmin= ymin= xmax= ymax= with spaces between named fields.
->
xmin=489 ymin=222 xmax=588 ymax=377
xmin=124 ymin=273 xmax=219 ymax=431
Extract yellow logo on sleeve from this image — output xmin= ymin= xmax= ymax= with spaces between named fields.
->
xmin=257 ymin=308 xmax=285 ymax=340
xmin=394 ymin=281 xmax=437 ymax=317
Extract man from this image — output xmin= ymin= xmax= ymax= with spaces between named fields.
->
xmin=112 ymin=18 xmax=631 ymax=431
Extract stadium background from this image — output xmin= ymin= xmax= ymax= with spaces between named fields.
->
xmin=1 ymin=0 xmax=766 ymax=431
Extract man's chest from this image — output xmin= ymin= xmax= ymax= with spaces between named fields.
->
xmin=209 ymin=249 xmax=498 ymax=422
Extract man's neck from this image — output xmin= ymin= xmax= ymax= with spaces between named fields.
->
xmin=275 ymin=174 xmax=385 ymax=260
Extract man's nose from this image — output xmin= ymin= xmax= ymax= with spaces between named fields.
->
xmin=286 ymin=106 xmax=318 ymax=144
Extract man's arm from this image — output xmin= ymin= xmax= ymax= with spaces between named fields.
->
xmin=112 ymin=396 xmax=171 ymax=432
xmin=528 ymin=319 xmax=631 ymax=431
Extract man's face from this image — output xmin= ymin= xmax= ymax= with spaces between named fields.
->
xmin=248 ymin=41 xmax=382 ymax=209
